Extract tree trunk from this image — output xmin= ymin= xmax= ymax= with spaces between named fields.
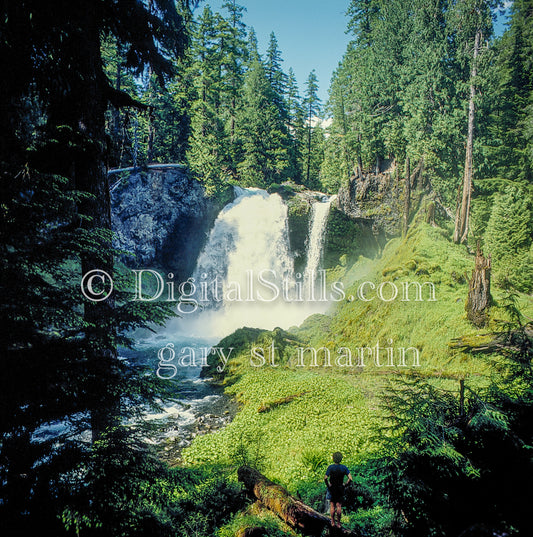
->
xmin=80 ymin=30 xmax=119 ymax=443
xmin=238 ymin=466 xmax=359 ymax=537
xmin=46 ymin=6 xmax=119 ymax=442
xmin=403 ymin=156 xmax=411 ymax=236
xmin=465 ymin=243 xmax=491 ymax=327
xmin=454 ymin=29 xmax=481 ymax=244
xmin=306 ymin=103 xmax=312 ymax=186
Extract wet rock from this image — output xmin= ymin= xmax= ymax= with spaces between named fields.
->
xmin=336 ymin=166 xmax=402 ymax=242
xmin=111 ymin=167 xmax=230 ymax=279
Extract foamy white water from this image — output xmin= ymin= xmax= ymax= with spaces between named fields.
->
xmin=165 ymin=187 xmax=332 ymax=340
xmin=304 ymin=196 xmax=333 ymax=292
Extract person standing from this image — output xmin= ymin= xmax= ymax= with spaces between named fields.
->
xmin=324 ymin=451 xmax=352 ymax=528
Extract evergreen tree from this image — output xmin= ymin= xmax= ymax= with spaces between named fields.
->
xmin=309 ymin=126 xmax=326 ymax=190
xmin=187 ymin=6 xmax=231 ymax=196
xmin=321 ymin=70 xmax=357 ymax=192
xmin=303 ymin=70 xmax=322 ymax=188
xmin=479 ymin=0 xmax=533 ymax=183
xmin=101 ymin=36 xmax=141 ymax=168
xmin=484 ymin=184 xmax=533 ymax=292
xmin=381 ymin=300 xmax=533 ymax=536
xmin=186 ymin=3 xmax=250 ymax=192
xmin=247 ymin=27 xmax=262 ymax=65
xmin=0 ymin=1 xmax=192 ymax=532
xmin=326 ymin=0 xmax=509 ymax=216
xmin=213 ymin=1 xmax=248 ymax=172
xmin=451 ymin=0 xmax=498 ymax=244
xmin=220 ymin=0 xmax=248 ymax=147
xmin=236 ymin=60 xmax=291 ymax=187
xmin=286 ymin=67 xmax=305 ymax=183
xmin=265 ymin=32 xmax=289 ymax=114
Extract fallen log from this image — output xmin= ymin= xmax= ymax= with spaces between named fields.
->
xmin=237 ymin=465 xmax=359 ymax=537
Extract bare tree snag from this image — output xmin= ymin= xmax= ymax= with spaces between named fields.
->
xmin=403 ymin=156 xmax=411 ymax=236
xmin=454 ymin=29 xmax=481 ymax=244
xmin=466 ymin=243 xmax=491 ymax=327
xmin=425 ymin=200 xmax=436 ymax=226
xmin=238 ymin=466 xmax=359 ymax=536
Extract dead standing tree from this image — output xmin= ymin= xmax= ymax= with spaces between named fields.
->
xmin=454 ymin=28 xmax=482 ymax=245
xmin=465 ymin=243 xmax=492 ymax=327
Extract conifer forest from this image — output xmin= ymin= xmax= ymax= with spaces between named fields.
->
xmin=1 ymin=1 xmax=532 ymax=536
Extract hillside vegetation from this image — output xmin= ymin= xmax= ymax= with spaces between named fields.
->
xmin=183 ymin=211 xmax=532 ymax=535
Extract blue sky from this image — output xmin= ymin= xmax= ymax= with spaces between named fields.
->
xmin=197 ymin=0 xmax=352 ymax=104
xmin=197 ymin=1 xmax=512 ymax=107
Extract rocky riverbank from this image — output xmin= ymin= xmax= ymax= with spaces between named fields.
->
xmin=156 ymin=387 xmax=240 ymax=465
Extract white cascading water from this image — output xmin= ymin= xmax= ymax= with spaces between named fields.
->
xmin=79 ymin=187 xmax=333 ymax=446
xmin=37 ymin=187 xmax=337 ymax=445
xmin=174 ymin=187 xmax=332 ymax=339
xmin=303 ymin=196 xmax=333 ymax=293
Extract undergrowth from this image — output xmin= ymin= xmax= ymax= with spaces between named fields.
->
xmin=182 ymin=217 xmax=533 ymax=535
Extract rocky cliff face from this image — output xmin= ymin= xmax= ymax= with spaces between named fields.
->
xmin=111 ymin=169 xmax=389 ymax=285
xmin=285 ymin=190 xmax=324 ymax=274
xmin=323 ymin=204 xmax=380 ymax=269
xmin=336 ymin=163 xmax=403 ymax=241
xmin=111 ymin=166 xmax=225 ymax=281
xmin=270 ymin=181 xmax=380 ymax=272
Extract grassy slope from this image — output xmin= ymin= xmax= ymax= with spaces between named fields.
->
xmin=300 ymin=219 xmax=491 ymax=378
xmin=181 ymin=213 xmax=532 ymax=530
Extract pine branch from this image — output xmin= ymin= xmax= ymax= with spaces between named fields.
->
xmin=104 ymin=82 xmax=148 ymax=111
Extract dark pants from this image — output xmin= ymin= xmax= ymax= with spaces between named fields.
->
xmin=329 ymin=486 xmax=344 ymax=504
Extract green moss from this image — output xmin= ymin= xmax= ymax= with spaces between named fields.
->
xmin=267 ymin=182 xmax=297 ymax=200
xmin=323 ymin=206 xmax=379 ymax=270
xmin=200 ymin=327 xmax=268 ymax=381
xmin=219 ymin=507 xmax=296 ymax=537
xmin=184 ymin=212 xmax=533 ymax=534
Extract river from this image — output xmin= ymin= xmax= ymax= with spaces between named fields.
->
xmin=33 ymin=188 xmax=333 ymax=455
xmin=128 ymin=187 xmax=335 ymax=458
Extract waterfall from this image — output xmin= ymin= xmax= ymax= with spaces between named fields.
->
xmin=129 ymin=187 xmax=335 ymax=446
xmin=172 ymin=187 xmax=331 ymax=339
xmin=304 ymin=196 xmax=333 ymax=292
xmin=192 ymin=187 xmax=294 ymax=303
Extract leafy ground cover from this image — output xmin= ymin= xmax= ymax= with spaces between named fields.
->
xmin=182 ymin=215 xmax=533 ymax=535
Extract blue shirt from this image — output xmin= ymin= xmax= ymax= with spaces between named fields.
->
xmin=326 ymin=463 xmax=349 ymax=488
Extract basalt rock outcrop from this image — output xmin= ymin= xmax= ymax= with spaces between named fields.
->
xmin=323 ymin=204 xmax=380 ymax=269
xmin=336 ymin=159 xmax=404 ymax=241
xmin=282 ymin=186 xmax=328 ymax=275
xmin=111 ymin=166 xmax=228 ymax=281
xmin=271 ymin=181 xmax=380 ymax=272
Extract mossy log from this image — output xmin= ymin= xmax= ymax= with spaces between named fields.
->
xmin=236 ymin=527 xmax=267 ymax=537
xmin=237 ymin=466 xmax=359 ymax=536
xmin=450 ymin=325 xmax=533 ymax=354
